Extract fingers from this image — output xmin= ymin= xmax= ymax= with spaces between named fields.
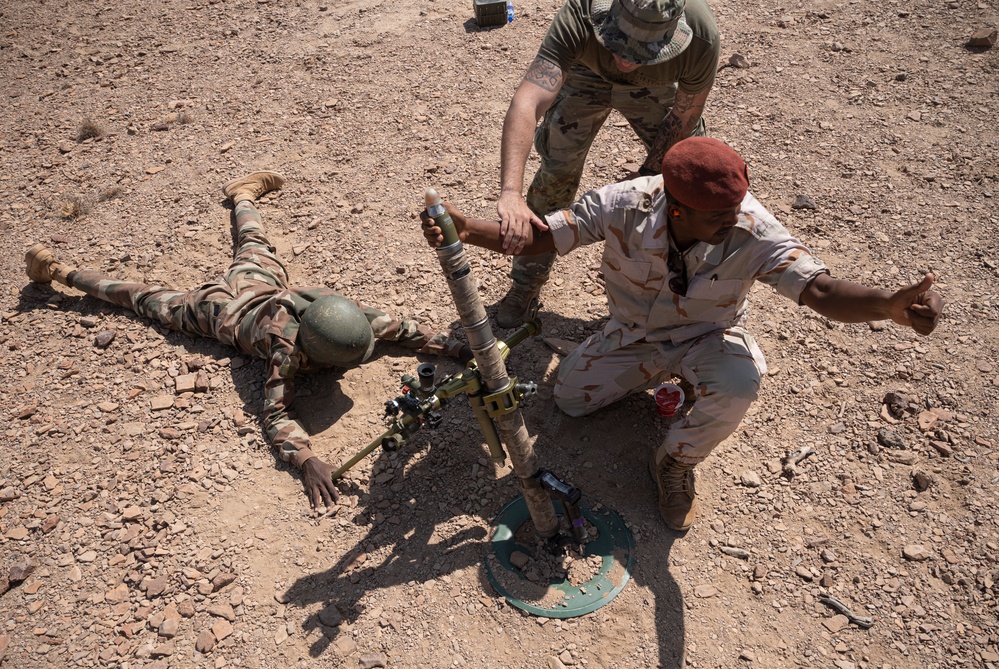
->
xmin=530 ymin=213 xmax=549 ymax=232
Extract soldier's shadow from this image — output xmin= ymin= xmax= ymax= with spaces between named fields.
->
xmin=280 ymin=308 xmax=689 ymax=667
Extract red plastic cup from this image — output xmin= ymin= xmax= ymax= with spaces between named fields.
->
xmin=654 ymin=383 xmax=685 ymax=418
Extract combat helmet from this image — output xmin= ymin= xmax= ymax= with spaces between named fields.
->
xmin=298 ymin=295 xmax=375 ymax=367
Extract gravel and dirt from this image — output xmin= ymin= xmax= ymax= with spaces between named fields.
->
xmin=1 ymin=0 xmax=998 ymax=667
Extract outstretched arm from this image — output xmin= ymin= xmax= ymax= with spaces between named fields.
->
xmin=497 ymin=56 xmax=564 ymax=253
xmin=800 ymin=273 xmax=943 ymax=336
xmin=263 ymin=338 xmax=340 ymax=512
xmin=421 ymin=201 xmax=557 ymax=256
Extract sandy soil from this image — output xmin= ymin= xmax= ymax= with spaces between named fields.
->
xmin=1 ymin=0 xmax=998 ymax=667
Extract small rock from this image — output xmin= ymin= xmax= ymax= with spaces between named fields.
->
xmin=823 ymin=614 xmax=850 ymax=633
xmin=8 ymin=559 xmax=36 ymax=583
xmin=212 ymin=619 xmax=233 ymax=642
xmin=559 ymin=649 xmax=575 ymax=665
xmin=150 ymin=395 xmax=174 ymax=411
xmin=740 ymin=471 xmax=762 ymax=487
xmin=274 ymin=625 xmax=288 ymax=645
xmin=510 ymin=551 xmax=531 ymax=570
xmin=548 ymin=657 xmax=568 ymax=669
xmin=876 ymin=428 xmax=905 ymax=449
xmin=212 ymin=572 xmax=237 ymax=591
xmin=77 ymin=550 xmax=97 ymax=563
xmin=207 ymin=603 xmax=236 ymax=622
xmin=728 ymin=53 xmax=750 ymax=68
xmin=882 ymin=392 xmax=907 ymax=418
xmin=4 ymin=527 xmax=29 ymax=541
xmin=94 ymin=330 xmax=117 ymax=348
xmin=150 ymin=641 xmax=175 ymax=657
xmin=795 ymin=565 xmax=814 ymax=581
xmin=902 ymin=544 xmax=931 ymax=561
xmin=0 ymin=634 xmax=9 ymax=661
xmin=907 ymin=110 xmax=922 ymax=122
xmin=911 ymin=468 xmax=934 ymax=491
xmin=145 ymin=576 xmax=168 ymax=598
xmin=917 ymin=411 xmax=939 ymax=432
xmin=158 ymin=617 xmax=179 ymax=638
xmin=359 ymin=653 xmax=387 ymax=669
xmin=175 ymin=374 xmax=197 ymax=394
xmin=720 ymin=546 xmax=750 ymax=560
xmin=791 ymin=194 xmax=817 ymax=210
xmin=318 ymin=604 xmax=342 ymax=627
xmin=105 ymin=583 xmax=129 ymax=603
xmin=178 ymin=599 xmax=196 ymax=618
xmin=195 ymin=629 xmax=216 ymax=653
xmin=966 ymin=27 xmax=997 ymax=48
xmin=693 ymin=584 xmax=717 ymax=598
xmin=929 ymin=440 xmax=953 ymax=457
xmin=334 ymin=635 xmax=357 ymax=656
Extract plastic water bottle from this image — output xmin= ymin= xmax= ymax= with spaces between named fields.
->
xmin=506 ymin=0 xmax=514 ymax=23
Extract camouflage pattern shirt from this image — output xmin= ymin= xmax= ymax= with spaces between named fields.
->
xmin=544 ymin=176 xmax=829 ymax=348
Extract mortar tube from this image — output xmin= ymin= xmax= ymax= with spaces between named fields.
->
xmin=425 ymin=189 xmax=559 ymax=538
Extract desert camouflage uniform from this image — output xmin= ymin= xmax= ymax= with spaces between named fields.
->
xmin=66 ymin=200 xmax=456 ymax=468
xmin=545 ymin=177 xmax=828 ymax=464
xmin=512 ymin=0 xmax=719 ymax=288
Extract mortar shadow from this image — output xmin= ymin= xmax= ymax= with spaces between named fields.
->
xmin=281 ymin=309 xmax=688 ymax=667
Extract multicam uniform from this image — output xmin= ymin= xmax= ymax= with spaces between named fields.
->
xmin=66 ymin=201 xmax=455 ymax=468
xmin=545 ymin=177 xmax=829 ymax=465
xmin=513 ymin=0 xmax=720 ymax=288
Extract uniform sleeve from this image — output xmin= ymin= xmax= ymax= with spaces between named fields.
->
xmin=676 ymin=33 xmax=720 ymax=95
xmin=354 ymin=298 xmax=450 ymax=353
xmin=262 ymin=335 xmax=316 ymax=468
xmin=537 ymin=0 xmax=590 ymax=72
xmin=745 ymin=202 xmax=829 ymax=303
xmin=545 ymin=182 xmax=624 ymax=255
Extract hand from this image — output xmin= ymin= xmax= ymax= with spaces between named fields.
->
xmin=300 ymin=456 xmax=340 ymax=513
xmin=420 ymin=201 xmax=466 ymax=248
xmin=497 ymin=191 xmax=547 ymax=255
xmin=887 ymin=273 xmax=943 ymax=335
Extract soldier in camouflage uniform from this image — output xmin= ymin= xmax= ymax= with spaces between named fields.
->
xmin=424 ymin=138 xmax=943 ymax=531
xmin=26 ymin=171 xmax=469 ymax=513
xmin=494 ymin=0 xmax=720 ymax=327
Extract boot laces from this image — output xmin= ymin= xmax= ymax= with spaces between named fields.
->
xmin=504 ymin=281 xmax=541 ymax=305
xmin=659 ymin=460 xmax=693 ymax=494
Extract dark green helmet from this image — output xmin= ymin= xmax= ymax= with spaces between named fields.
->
xmin=298 ymin=295 xmax=374 ymax=367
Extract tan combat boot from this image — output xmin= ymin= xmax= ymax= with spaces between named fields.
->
xmin=221 ymin=170 xmax=285 ymax=204
xmin=495 ymin=280 xmax=543 ymax=329
xmin=25 ymin=244 xmax=75 ymax=286
xmin=649 ymin=449 xmax=698 ymax=531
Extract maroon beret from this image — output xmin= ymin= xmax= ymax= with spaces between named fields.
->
xmin=661 ymin=137 xmax=749 ymax=211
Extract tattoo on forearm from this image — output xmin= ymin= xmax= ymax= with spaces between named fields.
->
xmin=523 ymin=57 xmax=563 ymax=93
xmin=644 ymin=89 xmax=705 ymax=169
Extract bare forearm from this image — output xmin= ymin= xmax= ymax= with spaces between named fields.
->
xmin=501 ymin=58 xmax=563 ymax=194
xmin=801 ymin=275 xmax=893 ymax=323
xmin=500 ymin=106 xmax=537 ymax=194
xmin=642 ymin=89 xmax=708 ymax=172
xmin=461 ymin=216 xmax=557 ymax=256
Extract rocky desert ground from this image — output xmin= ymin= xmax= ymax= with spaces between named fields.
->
xmin=1 ymin=0 xmax=998 ymax=667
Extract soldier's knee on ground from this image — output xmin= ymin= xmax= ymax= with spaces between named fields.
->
xmin=553 ymin=386 xmax=597 ymax=418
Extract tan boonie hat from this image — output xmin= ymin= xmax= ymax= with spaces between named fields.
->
xmin=590 ymin=0 xmax=693 ymax=66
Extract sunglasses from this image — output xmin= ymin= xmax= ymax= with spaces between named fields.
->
xmin=667 ymin=246 xmax=688 ymax=296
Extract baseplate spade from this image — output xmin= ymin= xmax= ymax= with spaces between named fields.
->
xmin=485 ymin=495 xmax=634 ymax=618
